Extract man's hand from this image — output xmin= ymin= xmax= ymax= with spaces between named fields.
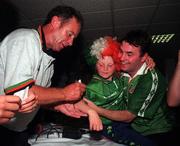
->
xmin=62 ymin=82 xmax=86 ymax=101
xmin=54 ymin=103 xmax=87 ymax=118
xmin=19 ymin=91 xmax=38 ymax=113
xmin=145 ymin=54 xmax=155 ymax=70
xmin=0 ymin=95 xmax=20 ymax=124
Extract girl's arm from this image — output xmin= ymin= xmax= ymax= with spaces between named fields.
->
xmin=75 ymin=99 xmax=103 ymax=131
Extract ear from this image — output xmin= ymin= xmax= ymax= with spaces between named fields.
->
xmin=141 ymin=53 xmax=148 ymax=62
xmin=50 ymin=16 xmax=62 ymax=29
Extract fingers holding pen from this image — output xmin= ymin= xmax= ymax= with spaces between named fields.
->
xmin=63 ymin=81 xmax=86 ymax=101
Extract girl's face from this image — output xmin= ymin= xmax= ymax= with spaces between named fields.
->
xmin=96 ymin=56 xmax=116 ymax=80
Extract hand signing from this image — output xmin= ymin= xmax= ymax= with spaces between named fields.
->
xmin=62 ymin=82 xmax=86 ymax=101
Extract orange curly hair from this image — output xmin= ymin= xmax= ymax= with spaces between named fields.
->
xmin=101 ymin=36 xmax=122 ymax=71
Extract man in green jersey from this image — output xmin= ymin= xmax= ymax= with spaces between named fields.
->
xmin=85 ymin=30 xmax=176 ymax=146
xmin=75 ymin=36 xmax=156 ymax=146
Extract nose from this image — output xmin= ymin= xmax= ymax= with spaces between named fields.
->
xmin=104 ymin=65 xmax=108 ymax=71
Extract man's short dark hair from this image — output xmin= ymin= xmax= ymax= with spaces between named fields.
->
xmin=121 ymin=29 xmax=152 ymax=55
xmin=44 ymin=5 xmax=83 ymax=27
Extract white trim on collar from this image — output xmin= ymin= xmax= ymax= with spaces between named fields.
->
xmin=122 ymin=63 xmax=149 ymax=80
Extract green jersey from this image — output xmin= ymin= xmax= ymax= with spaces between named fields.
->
xmin=85 ymin=74 xmax=125 ymax=125
xmin=120 ymin=63 xmax=174 ymax=135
